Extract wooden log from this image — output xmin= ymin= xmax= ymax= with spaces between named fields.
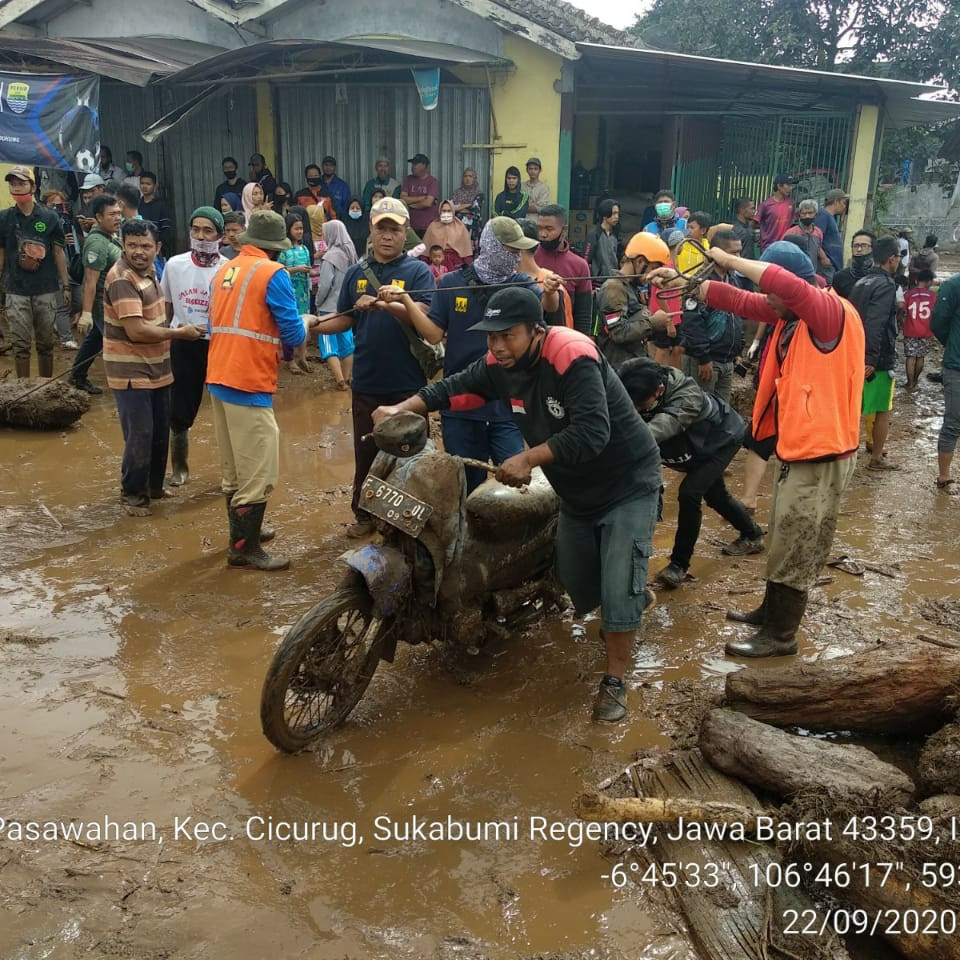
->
xmin=725 ymin=645 xmax=960 ymax=734
xmin=0 ymin=378 xmax=90 ymax=429
xmin=700 ymin=709 xmax=915 ymax=804
xmin=575 ymin=789 xmax=766 ymax=830
xmin=918 ymin=722 xmax=960 ymax=795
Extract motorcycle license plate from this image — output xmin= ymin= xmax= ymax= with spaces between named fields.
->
xmin=360 ymin=475 xmax=434 ymax=537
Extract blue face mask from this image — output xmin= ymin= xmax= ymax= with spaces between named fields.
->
xmin=348 ymin=210 xmax=362 ymax=219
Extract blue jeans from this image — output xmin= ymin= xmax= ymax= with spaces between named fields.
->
xmin=113 ymin=386 xmax=171 ymax=506
xmin=71 ymin=313 xmax=103 ymax=382
xmin=440 ymin=414 xmax=525 ymax=493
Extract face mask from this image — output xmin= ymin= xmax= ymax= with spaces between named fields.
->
xmin=307 ymin=177 xmax=322 ymax=187
xmin=852 ymin=253 xmax=873 ymax=271
xmin=539 ymin=236 xmax=562 ymax=251
xmin=440 ymin=212 xmax=454 ymax=224
xmin=124 ymin=162 xmax=134 ymax=174
xmin=348 ymin=210 xmax=362 ymax=220
xmin=191 ymin=237 xmax=222 ymax=266
xmin=223 ymin=171 xmax=237 ymax=180
xmin=655 ymin=202 xmax=673 ymax=218
xmin=510 ymin=329 xmax=544 ymax=373
xmin=799 ymin=217 xmax=815 ymax=226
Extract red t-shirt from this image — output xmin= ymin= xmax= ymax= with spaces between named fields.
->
xmin=757 ymin=197 xmax=795 ymax=250
xmin=903 ymin=288 xmax=936 ymax=338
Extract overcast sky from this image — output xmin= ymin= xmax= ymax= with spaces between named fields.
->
xmin=564 ymin=0 xmax=652 ymax=30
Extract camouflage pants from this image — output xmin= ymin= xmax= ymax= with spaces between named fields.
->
xmin=766 ymin=457 xmax=857 ymax=592
xmin=6 ymin=293 xmax=57 ymax=362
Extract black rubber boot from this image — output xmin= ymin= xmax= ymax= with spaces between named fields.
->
xmin=225 ymin=493 xmax=274 ymax=543
xmin=38 ymin=354 xmax=53 ymax=378
xmin=726 ymin=580 xmax=770 ymax=626
xmin=14 ymin=356 xmax=30 ymax=379
xmin=169 ymin=429 xmax=189 ymax=486
xmin=725 ymin=582 xmax=807 ymax=658
xmin=228 ymin=501 xmax=289 ymax=571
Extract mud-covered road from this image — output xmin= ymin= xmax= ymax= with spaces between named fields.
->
xmin=1 ymin=333 xmax=957 ymax=960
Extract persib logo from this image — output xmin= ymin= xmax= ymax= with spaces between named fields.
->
xmin=6 ymin=81 xmax=30 ymax=115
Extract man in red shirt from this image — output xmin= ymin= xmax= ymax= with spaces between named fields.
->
xmin=756 ymin=174 xmax=795 ymax=251
xmin=534 ymin=204 xmax=593 ymax=334
xmin=400 ymin=154 xmax=440 ymax=237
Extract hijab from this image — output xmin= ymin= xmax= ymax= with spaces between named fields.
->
xmin=308 ymin=202 xmax=327 ymax=240
xmin=421 ymin=201 xmax=473 ymax=260
xmin=472 ymin=220 xmax=519 ymax=283
xmin=451 ymin=169 xmax=481 ymax=208
xmin=322 ymin=219 xmax=359 ymax=274
xmin=222 ymin=192 xmax=242 ymax=212
xmin=241 ymin=182 xmax=259 ymax=217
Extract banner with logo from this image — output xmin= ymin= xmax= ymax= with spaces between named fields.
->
xmin=411 ymin=68 xmax=440 ymax=111
xmin=0 ymin=71 xmax=100 ymax=172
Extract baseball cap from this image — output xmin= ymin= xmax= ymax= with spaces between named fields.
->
xmin=80 ymin=173 xmax=105 ymax=191
xmin=490 ymin=216 xmax=538 ymax=250
xmin=760 ymin=240 xmax=815 ymax=281
xmin=825 ymin=188 xmax=849 ymax=203
xmin=773 ymin=173 xmax=796 ymax=186
xmin=322 ymin=155 xmax=336 ymax=164
xmin=370 ymin=196 xmax=410 ymax=224
xmin=468 ymin=286 xmax=543 ymax=332
xmin=665 ymin=228 xmax=686 ymax=248
xmin=526 ymin=156 xmax=542 ymax=167
xmin=5 ymin=165 xmax=35 ymax=185
xmin=407 ymin=153 xmax=430 ymax=166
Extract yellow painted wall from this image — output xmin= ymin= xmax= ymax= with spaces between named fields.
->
xmin=845 ymin=104 xmax=879 ymax=245
xmin=478 ymin=34 xmax=563 ymax=203
xmin=255 ymin=82 xmax=277 ymax=173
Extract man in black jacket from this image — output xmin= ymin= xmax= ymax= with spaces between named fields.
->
xmin=831 ymin=230 xmax=875 ymax=299
xmin=373 ymin=287 xmax=662 ymax=724
xmin=680 ymin=229 xmax=747 ymax=402
xmin=620 ymin=357 xmax=764 ymax=589
xmin=849 ymin=234 xmax=901 ymax=470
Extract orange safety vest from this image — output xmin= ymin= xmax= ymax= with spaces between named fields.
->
xmin=207 ymin=247 xmax=286 ymax=394
xmin=753 ymin=292 xmax=864 ymax=463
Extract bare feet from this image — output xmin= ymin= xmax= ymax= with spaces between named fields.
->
xmin=288 ymin=360 xmax=306 ymax=376
xmin=122 ymin=503 xmax=152 ymax=517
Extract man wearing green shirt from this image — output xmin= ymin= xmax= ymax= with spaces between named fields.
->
xmin=69 ymin=195 xmax=122 ymax=394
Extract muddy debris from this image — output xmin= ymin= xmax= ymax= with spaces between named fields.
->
xmin=917 ymin=597 xmax=960 ymax=632
xmin=0 ymin=376 xmax=91 ymax=428
xmin=0 ymin=628 xmax=56 ymax=645
xmin=918 ymin=721 xmax=960 ymax=794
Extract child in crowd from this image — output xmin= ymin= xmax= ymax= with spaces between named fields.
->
xmin=902 ymin=269 xmax=937 ymax=390
xmin=428 ymin=244 xmax=447 ymax=280
xmin=279 ymin=213 xmax=313 ymax=374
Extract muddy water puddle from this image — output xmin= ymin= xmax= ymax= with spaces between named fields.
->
xmin=1 ymin=348 xmax=959 ymax=959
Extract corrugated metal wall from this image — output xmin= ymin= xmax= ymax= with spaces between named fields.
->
xmin=99 ymin=81 xmax=257 ymax=253
xmin=276 ymin=83 xmax=491 ymax=210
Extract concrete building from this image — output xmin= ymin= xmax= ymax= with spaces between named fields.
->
xmin=2 ymin=0 xmax=957 ymax=250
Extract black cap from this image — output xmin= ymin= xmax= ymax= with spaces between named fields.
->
xmin=407 ymin=153 xmax=430 ymax=166
xmin=322 ymin=155 xmax=336 ymax=164
xmin=774 ymin=173 xmax=796 ymax=186
xmin=467 ymin=286 xmax=543 ymax=332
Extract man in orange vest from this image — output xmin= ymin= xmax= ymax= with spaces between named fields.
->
xmin=207 ymin=210 xmax=308 ymax=571
xmin=652 ymin=241 xmax=864 ymax=657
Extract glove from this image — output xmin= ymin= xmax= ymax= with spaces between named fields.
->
xmin=77 ymin=312 xmax=94 ymax=336
xmin=746 ymin=339 xmax=760 ymax=361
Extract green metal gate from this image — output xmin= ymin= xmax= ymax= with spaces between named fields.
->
xmin=673 ymin=112 xmax=853 ymax=221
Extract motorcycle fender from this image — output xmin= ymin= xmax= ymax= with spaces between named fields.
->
xmin=342 ymin=544 xmax=411 ymax=620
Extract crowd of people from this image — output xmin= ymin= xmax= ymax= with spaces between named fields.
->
xmin=2 ymin=152 xmax=958 ymax=725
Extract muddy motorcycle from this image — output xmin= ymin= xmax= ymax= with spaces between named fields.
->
xmin=260 ymin=413 xmax=564 ymax=752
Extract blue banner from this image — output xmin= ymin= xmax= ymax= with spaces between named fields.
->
xmin=411 ymin=68 xmax=440 ymax=112
xmin=0 ymin=71 xmax=100 ymax=171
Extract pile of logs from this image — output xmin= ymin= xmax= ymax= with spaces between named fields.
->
xmin=578 ymin=642 xmax=960 ymax=960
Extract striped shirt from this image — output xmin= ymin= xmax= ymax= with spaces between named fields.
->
xmin=102 ymin=257 xmax=171 ymax=390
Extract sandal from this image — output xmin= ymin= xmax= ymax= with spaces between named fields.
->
xmin=867 ymin=459 xmax=900 ymax=471
xmin=936 ymin=478 xmax=956 ymax=490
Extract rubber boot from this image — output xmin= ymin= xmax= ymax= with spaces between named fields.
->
xmin=38 ymin=354 xmax=53 ymax=378
xmin=169 ymin=429 xmax=189 ymax=486
xmin=227 ymin=501 xmax=289 ymax=571
xmin=725 ymin=582 xmax=807 ymax=658
xmin=225 ymin=493 xmax=274 ymax=543
xmin=726 ymin=581 xmax=770 ymax=626
xmin=15 ymin=356 xmax=30 ymax=379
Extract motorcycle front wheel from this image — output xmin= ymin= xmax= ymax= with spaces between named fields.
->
xmin=260 ymin=581 xmax=392 ymax=752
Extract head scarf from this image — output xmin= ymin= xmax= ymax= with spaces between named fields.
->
xmin=221 ymin=192 xmax=242 ymax=212
xmin=421 ymin=201 xmax=474 ymax=261
xmin=307 ymin=202 xmax=327 ymax=240
xmin=241 ymin=182 xmax=259 ymax=217
xmin=451 ymin=168 xmax=481 ymax=208
xmin=286 ymin=205 xmax=314 ymax=263
xmin=472 ymin=220 xmax=519 ymax=284
xmin=322 ymin=219 xmax=360 ymax=274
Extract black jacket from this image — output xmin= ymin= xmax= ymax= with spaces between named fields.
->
xmin=681 ymin=272 xmax=747 ymax=364
xmin=641 ymin=367 xmax=745 ymax=469
xmin=849 ymin=267 xmax=897 ymax=370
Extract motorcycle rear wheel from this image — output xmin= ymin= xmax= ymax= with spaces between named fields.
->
xmin=260 ymin=581 xmax=391 ymax=752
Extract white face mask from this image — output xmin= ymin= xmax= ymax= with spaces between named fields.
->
xmin=440 ymin=212 xmax=454 ymax=224
xmin=348 ymin=210 xmax=362 ymax=219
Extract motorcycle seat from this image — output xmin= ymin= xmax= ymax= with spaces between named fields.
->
xmin=465 ymin=468 xmax=557 ymax=538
